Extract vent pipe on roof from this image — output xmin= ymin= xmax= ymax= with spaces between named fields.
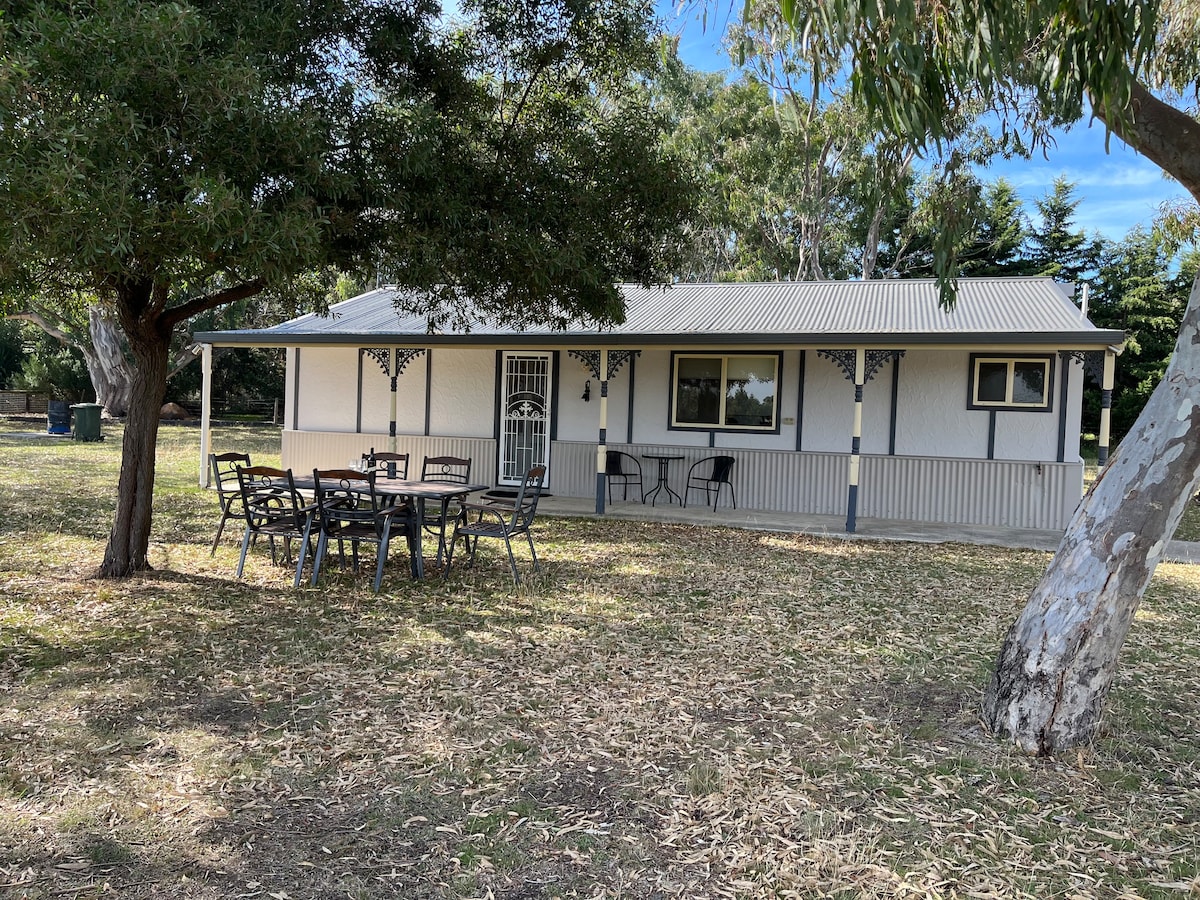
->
xmin=1080 ymin=283 xmax=1089 ymax=320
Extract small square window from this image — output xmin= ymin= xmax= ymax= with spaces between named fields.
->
xmin=968 ymin=355 xmax=1053 ymax=411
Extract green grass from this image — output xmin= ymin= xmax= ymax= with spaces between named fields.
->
xmin=2 ymin=417 xmax=1200 ymax=898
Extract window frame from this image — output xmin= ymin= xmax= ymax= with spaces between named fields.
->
xmin=669 ymin=351 xmax=783 ymax=434
xmin=967 ymin=354 xmax=1055 ymax=412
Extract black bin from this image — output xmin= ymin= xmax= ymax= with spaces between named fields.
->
xmin=47 ymin=400 xmax=71 ymax=435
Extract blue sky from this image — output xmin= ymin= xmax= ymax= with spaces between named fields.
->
xmin=660 ymin=4 xmax=1193 ymax=243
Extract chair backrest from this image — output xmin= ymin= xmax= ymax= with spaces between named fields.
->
xmin=421 ymin=455 xmax=472 ymax=485
xmin=236 ymin=465 xmax=307 ymax=530
xmin=605 ymin=450 xmax=637 ymax=477
xmin=505 ymin=465 xmax=547 ymax=532
xmin=312 ymin=468 xmax=387 ymax=535
xmin=211 ymin=452 xmax=251 ymax=498
xmin=708 ymin=455 xmax=736 ymax=483
xmin=366 ymin=452 xmax=408 ymax=479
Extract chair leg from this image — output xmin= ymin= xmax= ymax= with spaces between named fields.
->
xmin=526 ymin=531 xmax=539 ymax=572
xmin=236 ymin=526 xmax=253 ymax=578
xmin=294 ymin=515 xmax=317 ymax=588
xmin=503 ymin=535 xmax=520 ymax=585
xmin=374 ymin=527 xmax=391 ymax=593
xmin=310 ymin=532 xmax=329 ymax=586
xmin=211 ymin=508 xmax=232 ymax=555
xmin=407 ymin=515 xmax=422 ymax=579
xmin=443 ymin=523 xmax=459 ymax=580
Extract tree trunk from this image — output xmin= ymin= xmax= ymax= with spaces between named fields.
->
xmin=861 ymin=205 xmax=884 ymax=279
xmin=99 ymin=291 xmax=169 ymax=578
xmin=84 ymin=305 xmax=134 ymax=417
xmin=982 ymin=269 xmax=1200 ymax=754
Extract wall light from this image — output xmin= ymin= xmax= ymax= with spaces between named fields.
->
xmin=581 ymin=380 xmax=591 ymax=402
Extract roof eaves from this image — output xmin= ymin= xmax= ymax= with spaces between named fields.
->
xmin=194 ymin=328 xmax=1126 ymax=348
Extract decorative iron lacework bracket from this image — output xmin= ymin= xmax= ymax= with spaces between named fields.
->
xmin=567 ymin=349 xmax=641 ymax=380
xmin=362 ymin=347 xmax=427 ymax=378
xmin=816 ymin=349 xmax=906 ymax=382
xmin=1060 ymin=349 xmax=1105 ymax=384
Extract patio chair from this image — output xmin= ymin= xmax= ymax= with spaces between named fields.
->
xmin=364 ymin=451 xmax=409 ymax=480
xmin=683 ymin=456 xmax=737 ymax=512
xmin=306 ymin=468 xmax=417 ymax=592
xmin=446 ymin=465 xmax=546 ymax=585
xmin=209 ymin=451 xmax=251 ymax=554
xmin=605 ymin=450 xmax=643 ymax=502
xmin=234 ymin=465 xmax=318 ymax=585
xmin=420 ymin=455 xmax=473 ymax=563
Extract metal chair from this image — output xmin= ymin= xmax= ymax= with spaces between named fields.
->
xmin=306 ymin=468 xmax=417 ymax=592
xmin=683 ymin=456 xmax=737 ymax=512
xmin=605 ymin=450 xmax=643 ymax=502
xmin=420 ymin=456 xmax=473 ymax=563
xmin=364 ymin=450 xmax=409 ymax=480
xmin=420 ymin=455 xmax=472 ymax=484
xmin=446 ymin=466 xmax=546 ymax=585
xmin=209 ymin=451 xmax=251 ymax=554
xmin=234 ymin=466 xmax=318 ymax=585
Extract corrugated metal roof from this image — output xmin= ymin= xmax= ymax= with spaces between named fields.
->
xmin=196 ymin=278 xmax=1124 ymax=346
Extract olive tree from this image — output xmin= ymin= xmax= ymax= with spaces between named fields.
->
xmin=0 ymin=0 xmax=690 ymax=577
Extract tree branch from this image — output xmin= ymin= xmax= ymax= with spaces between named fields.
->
xmin=1094 ymin=80 xmax=1200 ymax=202
xmin=159 ymin=278 xmax=267 ymax=331
xmin=6 ymin=311 xmax=82 ymax=347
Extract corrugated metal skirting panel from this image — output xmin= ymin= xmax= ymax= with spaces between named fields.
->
xmin=280 ymin=433 xmax=1082 ymax=530
xmin=554 ymin=442 xmax=1081 ymax=530
xmin=282 ymin=431 xmax=498 ymax=484
xmin=859 ymin=456 xmax=1079 ymax=529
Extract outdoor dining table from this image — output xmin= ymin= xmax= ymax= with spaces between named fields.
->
xmin=292 ymin=474 xmax=489 ymax=579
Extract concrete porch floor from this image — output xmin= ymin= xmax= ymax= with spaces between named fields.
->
xmin=534 ymin=495 xmax=1200 ymax=564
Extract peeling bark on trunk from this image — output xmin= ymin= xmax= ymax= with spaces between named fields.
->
xmin=84 ymin=306 xmax=134 ymax=417
xmin=982 ymin=269 xmax=1200 ymax=754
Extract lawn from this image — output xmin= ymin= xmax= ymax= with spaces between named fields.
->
xmin=2 ymin=418 xmax=1200 ymax=899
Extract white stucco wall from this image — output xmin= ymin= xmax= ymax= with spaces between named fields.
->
xmin=893 ymin=350 xmax=988 ymax=459
xmin=361 ymin=352 xmax=428 ymax=435
xmin=291 ymin=347 xmax=358 ymax=432
xmin=556 ymin=353 xmax=624 ymax=443
xmin=429 ymin=349 xmax=495 ymax=438
xmin=287 ymin=343 xmax=1077 ymax=464
xmin=798 ymin=352 xmax=894 ymax=455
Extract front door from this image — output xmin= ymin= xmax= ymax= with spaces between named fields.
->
xmin=499 ymin=352 xmax=552 ymax=486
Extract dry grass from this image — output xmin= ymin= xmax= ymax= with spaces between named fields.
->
xmin=3 ymin=418 xmax=1200 ymax=898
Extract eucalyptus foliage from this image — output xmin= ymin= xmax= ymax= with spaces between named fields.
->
xmin=757 ymin=0 xmax=1200 ymax=753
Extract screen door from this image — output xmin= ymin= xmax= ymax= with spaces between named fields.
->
xmin=499 ymin=352 xmax=552 ymax=485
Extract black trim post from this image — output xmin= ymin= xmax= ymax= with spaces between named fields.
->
xmin=796 ymin=349 xmax=806 ymax=452
xmin=888 ymin=355 xmax=900 ymax=456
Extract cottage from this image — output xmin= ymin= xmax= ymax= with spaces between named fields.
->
xmin=194 ymin=277 xmax=1124 ymax=532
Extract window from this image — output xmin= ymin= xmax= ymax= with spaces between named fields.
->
xmin=968 ymin=355 xmax=1054 ymax=411
xmin=671 ymin=353 xmax=781 ymax=431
